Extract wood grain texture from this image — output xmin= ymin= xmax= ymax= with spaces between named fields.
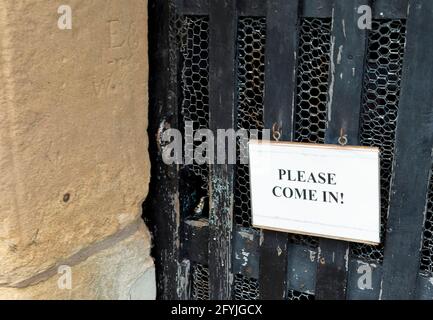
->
xmin=147 ymin=0 xmax=181 ymax=299
xmin=315 ymin=0 xmax=370 ymax=300
xmin=374 ymin=0 xmax=409 ymax=19
xmin=178 ymin=0 xmax=408 ymax=18
xmin=258 ymin=0 xmax=300 ymax=300
xmin=208 ymin=0 xmax=236 ymax=300
xmin=381 ymin=0 xmax=433 ymax=300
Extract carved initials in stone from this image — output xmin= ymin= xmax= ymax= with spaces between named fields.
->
xmin=109 ymin=20 xmax=125 ymax=48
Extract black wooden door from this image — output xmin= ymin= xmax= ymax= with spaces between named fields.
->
xmin=147 ymin=0 xmax=433 ymax=300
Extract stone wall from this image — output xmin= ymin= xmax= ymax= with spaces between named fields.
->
xmin=0 ymin=0 xmax=155 ymax=299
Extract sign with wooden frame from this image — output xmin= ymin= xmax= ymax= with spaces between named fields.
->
xmin=249 ymin=140 xmax=381 ymax=245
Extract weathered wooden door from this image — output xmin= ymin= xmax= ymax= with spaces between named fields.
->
xmin=146 ymin=0 xmax=433 ymax=300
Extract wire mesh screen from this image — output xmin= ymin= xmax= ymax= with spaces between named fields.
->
xmin=420 ymin=167 xmax=433 ymax=275
xmin=234 ymin=17 xmax=266 ymax=228
xmin=295 ymin=18 xmax=332 ymax=144
xmin=287 ymin=290 xmax=315 ymax=301
xmin=292 ymin=17 xmax=332 ymax=248
xmin=180 ymin=16 xmax=210 ymax=191
xmin=351 ymin=19 xmax=407 ymax=262
xmin=191 ymin=264 xmax=210 ymax=300
xmin=234 ymin=274 xmax=260 ymax=300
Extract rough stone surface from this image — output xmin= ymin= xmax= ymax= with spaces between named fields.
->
xmin=0 ymin=223 xmax=156 ymax=300
xmin=0 ymin=0 xmax=154 ymax=299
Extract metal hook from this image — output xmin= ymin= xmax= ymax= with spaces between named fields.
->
xmin=338 ymin=128 xmax=348 ymax=146
xmin=272 ymin=123 xmax=282 ymax=142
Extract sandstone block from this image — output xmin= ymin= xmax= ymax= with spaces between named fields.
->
xmin=0 ymin=0 xmax=153 ymax=295
xmin=0 ymin=223 xmax=155 ymax=300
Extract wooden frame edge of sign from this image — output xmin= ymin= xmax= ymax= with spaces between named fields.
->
xmin=251 ymin=224 xmax=381 ymax=246
xmin=248 ymin=139 xmax=382 ymax=246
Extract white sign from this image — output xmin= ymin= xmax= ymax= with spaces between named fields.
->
xmin=249 ymin=140 xmax=380 ymax=245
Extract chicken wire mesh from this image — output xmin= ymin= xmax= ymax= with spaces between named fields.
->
xmin=351 ymin=19 xmax=407 ymax=262
xmin=175 ymin=10 xmax=411 ymax=300
xmin=191 ymin=264 xmax=210 ymax=300
xmin=420 ymin=167 xmax=433 ymax=275
xmin=291 ymin=18 xmax=332 ymax=249
xmin=287 ymin=290 xmax=315 ymax=301
xmin=234 ymin=17 xmax=266 ymax=228
xmin=179 ymin=16 xmax=210 ymax=192
xmin=233 ymin=274 xmax=260 ymax=300
xmin=295 ymin=18 xmax=332 ymax=144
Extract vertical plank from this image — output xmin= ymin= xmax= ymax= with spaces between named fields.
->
xmin=316 ymin=240 xmax=350 ymax=300
xmin=302 ymin=0 xmax=334 ymax=18
xmin=237 ymin=0 xmax=265 ymax=17
xmin=258 ymin=0 xmax=299 ymax=300
xmin=373 ymin=0 xmax=409 ymax=19
xmin=176 ymin=0 xmax=208 ymax=15
xmin=315 ymin=0 xmax=370 ymax=300
xmin=208 ymin=0 xmax=236 ymax=300
xmin=146 ymin=0 xmax=181 ymax=299
xmin=381 ymin=0 xmax=433 ymax=300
